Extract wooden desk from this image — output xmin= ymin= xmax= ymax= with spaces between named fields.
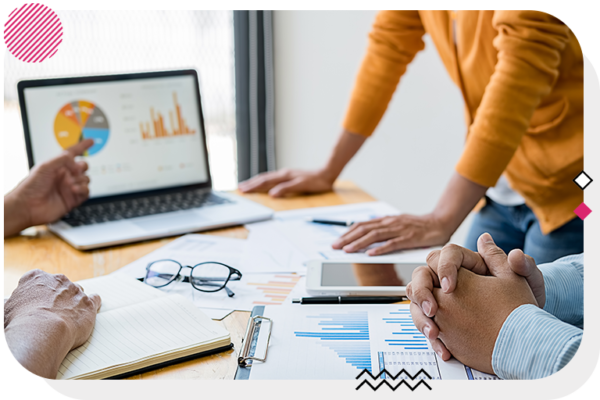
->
xmin=3 ymin=181 xmax=375 ymax=379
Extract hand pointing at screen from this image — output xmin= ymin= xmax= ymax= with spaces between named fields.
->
xmin=4 ymin=139 xmax=94 ymax=237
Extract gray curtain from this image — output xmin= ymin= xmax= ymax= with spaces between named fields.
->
xmin=234 ymin=10 xmax=275 ymax=182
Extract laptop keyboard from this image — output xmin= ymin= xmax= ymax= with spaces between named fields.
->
xmin=62 ymin=190 xmax=233 ymax=227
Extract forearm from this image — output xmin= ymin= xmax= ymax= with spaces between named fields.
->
xmin=4 ymin=190 xmax=31 ymax=238
xmin=431 ymin=172 xmax=488 ymax=236
xmin=5 ymin=312 xmax=74 ymax=379
xmin=320 ymin=129 xmax=367 ymax=182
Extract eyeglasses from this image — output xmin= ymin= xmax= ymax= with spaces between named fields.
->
xmin=143 ymin=259 xmax=242 ymax=297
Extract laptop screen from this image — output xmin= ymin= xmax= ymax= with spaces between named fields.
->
xmin=21 ymin=73 xmax=210 ymax=199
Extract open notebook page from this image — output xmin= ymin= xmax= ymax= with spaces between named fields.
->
xmin=77 ymin=274 xmax=166 ymax=313
xmin=56 ymin=294 xmax=230 ymax=380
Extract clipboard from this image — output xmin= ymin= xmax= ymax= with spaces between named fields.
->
xmin=234 ymin=305 xmax=273 ymax=380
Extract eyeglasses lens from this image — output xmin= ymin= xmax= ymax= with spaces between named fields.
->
xmin=146 ymin=260 xmax=181 ymax=287
xmin=191 ymin=263 xmax=231 ymax=292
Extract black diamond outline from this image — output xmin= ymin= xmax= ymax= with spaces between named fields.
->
xmin=573 ymin=171 xmax=593 ymax=190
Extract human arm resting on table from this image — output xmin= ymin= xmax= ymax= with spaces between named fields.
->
xmin=333 ymin=172 xmax=487 ymax=254
xmin=239 ymin=11 xmax=426 ymax=198
xmin=4 ymin=270 xmax=101 ymax=379
xmin=238 ymin=129 xmax=366 ymax=197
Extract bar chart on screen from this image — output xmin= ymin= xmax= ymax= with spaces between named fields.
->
xmin=139 ymin=92 xmax=196 ymax=139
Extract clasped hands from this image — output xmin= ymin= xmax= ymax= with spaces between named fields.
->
xmin=406 ymin=233 xmax=545 ymax=374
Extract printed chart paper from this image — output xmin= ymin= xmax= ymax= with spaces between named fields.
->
xmin=248 ymin=304 xmax=498 ymax=380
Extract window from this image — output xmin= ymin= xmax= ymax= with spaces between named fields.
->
xmin=4 ymin=10 xmax=237 ymax=194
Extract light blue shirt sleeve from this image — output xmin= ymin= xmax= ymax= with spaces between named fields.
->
xmin=491 ymin=254 xmax=583 ymax=379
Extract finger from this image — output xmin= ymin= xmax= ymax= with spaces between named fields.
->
xmin=410 ymin=302 xmax=450 ymax=359
xmin=71 ymin=183 xmax=90 ymax=195
xmin=72 ymin=174 xmax=90 ymax=186
xmin=39 ymin=152 xmax=77 ymax=175
xmin=269 ymin=177 xmax=307 ymax=198
xmin=342 ymin=228 xmax=396 ymax=253
xmin=331 ymin=219 xmax=386 ymax=249
xmin=406 ymin=266 xmax=439 ymax=317
xmin=508 ymin=249 xmax=545 ymax=307
xmin=366 ymin=235 xmax=420 ymax=256
xmin=88 ymin=293 xmax=102 ymax=313
xmin=367 ymin=225 xmax=422 ymax=256
xmin=75 ymin=160 xmax=89 ymax=174
xmin=431 ymin=337 xmax=453 ymax=361
xmin=66 ymin=138 xmax=94 ymax=157
xmin=476 ymin=233 xmax=510 ymax=277
xmin=239 ymin=171 xmax=290 ymax=193
xmin=434 ymin=244 xmax=488 ymax=293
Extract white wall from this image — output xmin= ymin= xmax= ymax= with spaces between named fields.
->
xmin=273 ymin=11 xmax=474 ymax=244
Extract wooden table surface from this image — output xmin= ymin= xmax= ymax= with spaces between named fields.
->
xmin=3 ymin=181 xmax=375 ymax=380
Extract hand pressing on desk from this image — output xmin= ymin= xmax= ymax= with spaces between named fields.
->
xmin=238 ymin=168 xmax=336 ymax=198
xmin=238 ymin=129 xmax=367 ymax=198
xmin=4 ymin=139 xmax=94 ymax=237
xmin=4 ymin=269 xmax=102 ymax=379
xmin=406 ymin=233 xmax=543 ymax=373
xmin=332 ymin=213 xmax=452 ymax=255
xmin=331 ymin=173 xmax=488 ymax=255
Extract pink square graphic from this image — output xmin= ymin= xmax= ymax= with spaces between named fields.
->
xmin=574 ymin=203 xmax=592 ymax=220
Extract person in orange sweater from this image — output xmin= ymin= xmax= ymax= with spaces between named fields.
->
xmin=239 ymin=11 xmax=583 ymax=264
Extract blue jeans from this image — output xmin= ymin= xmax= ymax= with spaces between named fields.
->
xmin=465 ymin=197 xmax=583 ymax=264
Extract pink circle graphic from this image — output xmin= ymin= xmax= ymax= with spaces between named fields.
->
xmin=4 ymin=3 xmax=63 ymax=63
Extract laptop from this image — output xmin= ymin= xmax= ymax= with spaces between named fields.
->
xmin=18 ymin=70 xmax=273 ymax=250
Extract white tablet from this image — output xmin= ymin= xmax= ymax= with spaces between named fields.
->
xmin=305 ymin=260 xmax=423 ymax=296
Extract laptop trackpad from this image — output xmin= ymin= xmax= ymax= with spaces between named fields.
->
xmin=132 ymin=211 xmax=207 ymax=232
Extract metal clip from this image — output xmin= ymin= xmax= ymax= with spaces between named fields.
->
xmin=238 ymin=315 xmax=272 ymax=367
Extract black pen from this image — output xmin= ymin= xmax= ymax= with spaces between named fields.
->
xmin=305 ymin=218 xmax=354 ymax=227
xmin=292 ymin=296 xmax=406 ymax=304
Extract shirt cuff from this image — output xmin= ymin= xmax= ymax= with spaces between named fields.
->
xmin=540 ymin=254 xmax=584 ymax=328
xmin=492 ymin=304 xmax=582 ymax=379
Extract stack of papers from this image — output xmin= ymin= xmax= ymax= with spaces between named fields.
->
xmin=115 ymin=202 xmax=438 ymax=318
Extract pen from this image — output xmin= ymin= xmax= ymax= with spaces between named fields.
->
xmin=292 ymin=296 xmax=406 ymax=304
xmin=305 ymin=218 xmax=354 ymax=227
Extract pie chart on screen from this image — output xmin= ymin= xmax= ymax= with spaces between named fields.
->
xmin=53 ymin=100 xmax=109 ymax=156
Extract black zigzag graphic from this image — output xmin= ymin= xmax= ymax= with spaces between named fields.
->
xmin=355 ymin=368 xmax=433 ymax=391
xmin=356 ymin=379 xmax=432 ymax=391
xmin=356 ymin=368 xmax=432 ymax=381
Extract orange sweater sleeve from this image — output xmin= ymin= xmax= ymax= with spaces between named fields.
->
xmin=455 ymin=11 xmax=571 ymax=188
xmin=343 ymin=11 xmax=426 ymax=137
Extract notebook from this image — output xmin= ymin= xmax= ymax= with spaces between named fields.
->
xmin=56 ymin=274 xmax=232 ymax=380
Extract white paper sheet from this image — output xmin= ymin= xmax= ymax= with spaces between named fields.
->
xmin=248 ymin=304 xmax=498 ymax=380
xmin=113 ymin=237 xmax=304 ymax=311
xmin=114 ymin=234 xmax=245 ymax=280
xmin=139 ymin=272 xmax=303 ymax=311
xmin=241 ymin=220 xmax=308 ymax=273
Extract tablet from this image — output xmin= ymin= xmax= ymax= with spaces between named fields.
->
xmin=305 ymin=260 xmax=423 ymax=296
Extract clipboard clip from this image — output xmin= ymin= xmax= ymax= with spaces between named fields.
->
xmin=238 ymin=315 xmax=273 ymax=368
